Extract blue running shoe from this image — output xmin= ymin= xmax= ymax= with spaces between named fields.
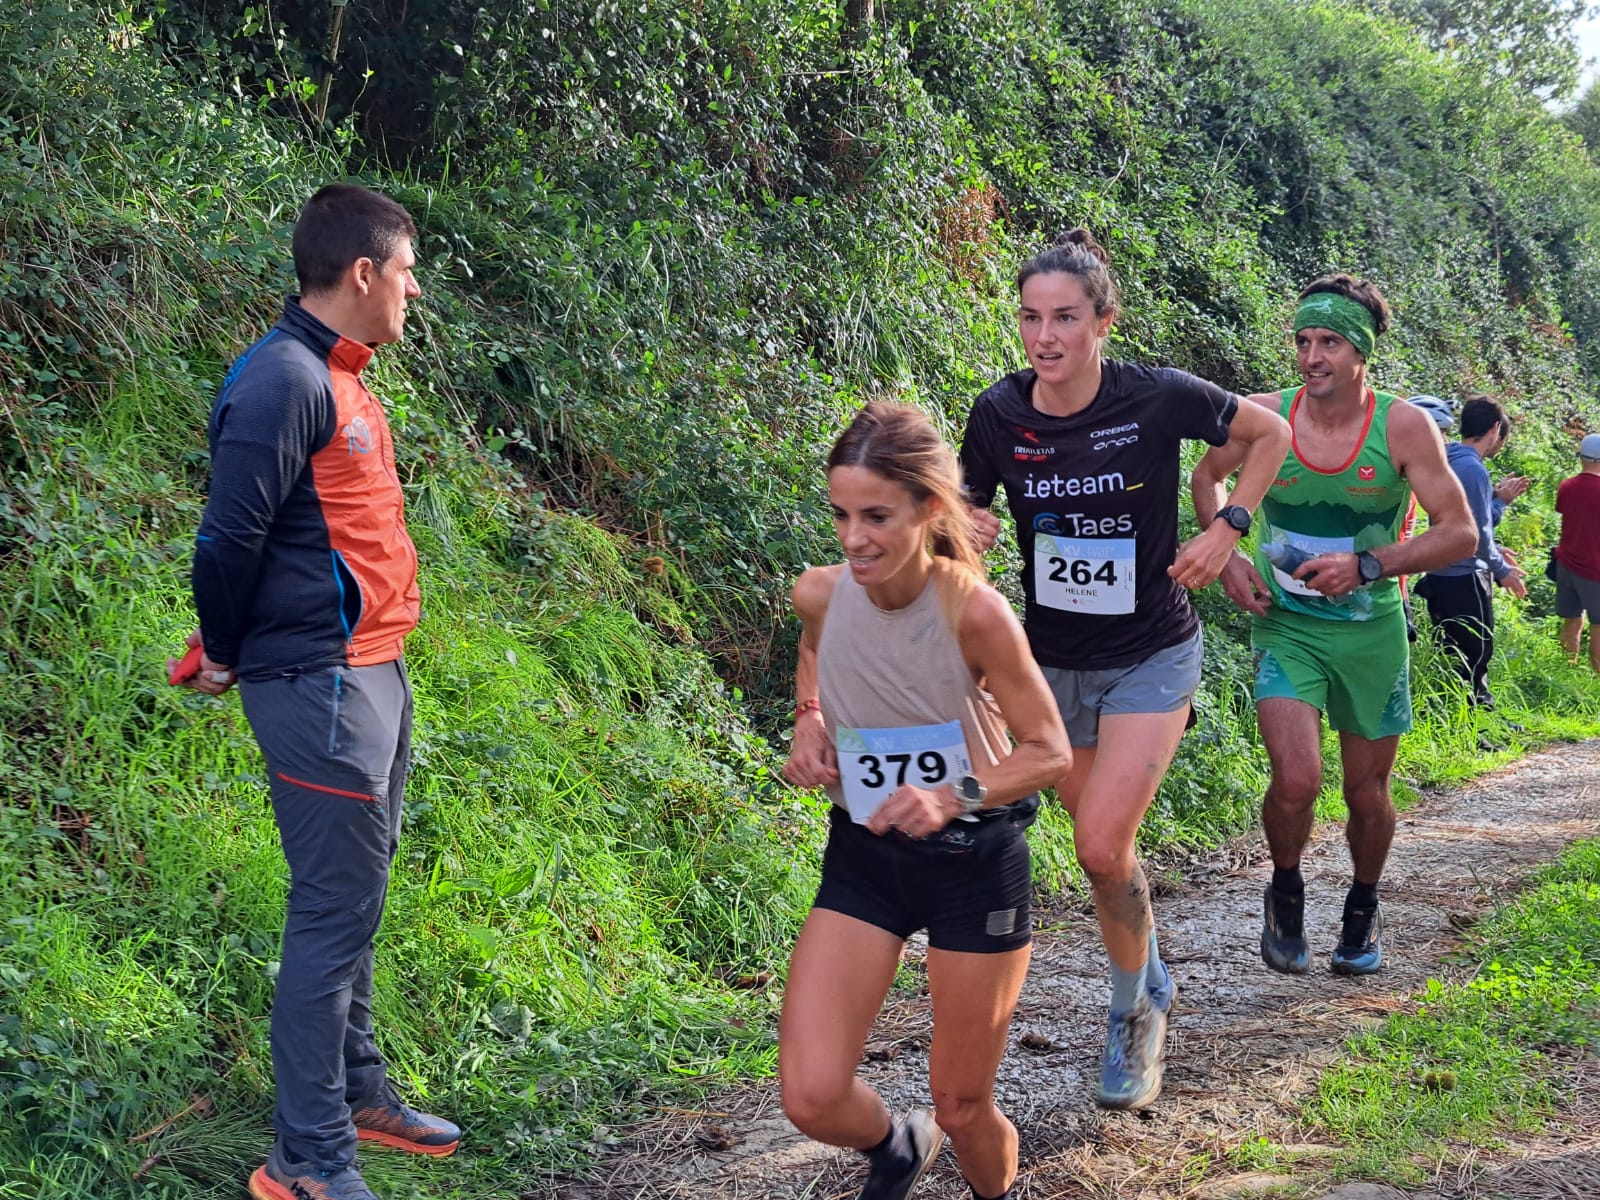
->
xmin=1096 ymin=999 xmax=1168 ymax=1110
xmin=1260 ymin=884 xmax=1311 ymax=975
xmin=1146 ymin=957 xmax=1176 ymax=1015
xmin=1330 ymin=902 xmax=1383 ymax=975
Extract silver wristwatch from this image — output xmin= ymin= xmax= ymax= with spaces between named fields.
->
xmin=955 ymin=773 xmax=987 ymax=814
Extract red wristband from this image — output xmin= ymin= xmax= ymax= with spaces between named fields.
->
xmin=794 ymin=697 xmax=821 ymax=719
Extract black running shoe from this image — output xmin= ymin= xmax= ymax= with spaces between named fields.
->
xmin=1331 ymin=901 xmax=1383 ymax=975
xmin=1260 ymin=884 xmax=1311 ymax=975
xmin=858 ymin=1109 xmax=943 ymax=1200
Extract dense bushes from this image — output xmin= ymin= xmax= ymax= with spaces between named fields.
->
xmin=3 ymin=0 xmax=1600 ymax=1195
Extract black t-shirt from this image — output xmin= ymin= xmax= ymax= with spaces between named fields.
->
xmin=959 ymin=362 xmax=1238 ymax=670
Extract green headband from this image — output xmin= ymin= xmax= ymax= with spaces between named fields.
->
xmin=1293 ymin=292 xmax=1378 ymax=358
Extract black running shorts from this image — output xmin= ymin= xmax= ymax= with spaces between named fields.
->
xmin=812 ymin=804 xmax=1033 ymax=953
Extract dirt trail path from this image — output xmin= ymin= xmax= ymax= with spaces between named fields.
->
xmin=562 ymin=740 xmax=1600 ymax=1200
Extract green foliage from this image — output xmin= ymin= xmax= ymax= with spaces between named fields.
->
xmin=1564 ymin=77 xmax=1600 ymax=156
xmin=1370 ymin=0 xmax=1592 ymax=99
xmin=1157 ymin=0 xmax=1600 ymax=389
xmin=1307 ymin=838 xmax=1600 ymax=1182
xmin=0 ymin=419 xmax=816 ymax=1196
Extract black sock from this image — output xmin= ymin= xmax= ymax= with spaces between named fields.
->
xmin=1272 ymin=865 xmax=1304 ymax=896
xmin=865 ymin=1119 xmax=910 ymax=1171
xmin=1347 ymin=881 xmax=1379 ymax=909
xmin=970 ymin=1185 xmax=1015 ymax=1200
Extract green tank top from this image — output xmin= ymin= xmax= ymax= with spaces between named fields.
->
xmin=1254 ymin=387 xmax=1410 ymax=623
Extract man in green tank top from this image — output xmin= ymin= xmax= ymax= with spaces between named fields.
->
xmin=1191 ymin=275 xmax=1474 ymax=977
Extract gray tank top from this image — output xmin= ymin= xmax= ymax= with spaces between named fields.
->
xmin=818 ymin=567 xmax=1015 ymax=814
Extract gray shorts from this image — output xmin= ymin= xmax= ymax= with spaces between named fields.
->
xmin=1557 ymin=563 xmax=1600 ymax=620
xmin=1041 ymin=628 xmax=1203 ymax=749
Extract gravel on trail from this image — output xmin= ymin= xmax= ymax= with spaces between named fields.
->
xmin=557 ymin=739 xmax=1600 ymax=1200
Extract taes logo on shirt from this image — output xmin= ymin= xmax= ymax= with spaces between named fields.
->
xmin=1358 ymin=465 xmax=1376 ymax=481
xmin=1036 ymin=511 xmax=1135 ymax=536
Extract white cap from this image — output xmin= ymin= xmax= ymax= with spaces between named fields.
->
xmin=1583 ymin=433 xmax=1600 ymax=461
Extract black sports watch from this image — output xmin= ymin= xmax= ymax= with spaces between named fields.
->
xmin=1356 ymin=550 xmax=1383 ymax=583
xmin=1214 ymin=504 xmax=1252 ymax=535
xmin=954 ymin=773 xmax=987 ymax=814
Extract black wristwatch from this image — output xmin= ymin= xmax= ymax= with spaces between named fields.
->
xmin=955 ymin=773 xmax=987 ymax=814
xmin=1356 ymin=550 xmax=1383 ymax=583
xmin=1214 ymin=504 xmax=1252 ymax=535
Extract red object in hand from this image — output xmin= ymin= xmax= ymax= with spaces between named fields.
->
xmin=168 ymin=644 xmax=203 ymax=686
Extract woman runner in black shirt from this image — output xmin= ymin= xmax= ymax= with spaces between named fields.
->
xmin=960 ymin=229 xmax=1289 ymax=1110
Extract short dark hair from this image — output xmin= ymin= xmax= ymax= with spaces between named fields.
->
xmin=291 ymin=184 xmax=417 ymax=295
xmin=1459 ymin=395 xmax=1509 ymax=441
xmin=1016 ymin=227 xmax=1119 ymax=317
xmin=1298 ymin=273 xmax=1391 ymax=338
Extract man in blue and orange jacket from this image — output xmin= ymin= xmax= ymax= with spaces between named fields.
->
xmin=177 ymin=183 xmax=459 ymax=1200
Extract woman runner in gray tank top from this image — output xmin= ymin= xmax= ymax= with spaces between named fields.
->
xmin=781 ymin=403 xmax=1071 ymax=1200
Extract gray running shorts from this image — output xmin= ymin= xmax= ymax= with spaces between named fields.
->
xmin=1040 ymin=628 xmax=1204 ymax=749
xmin=1556 ymin=563 xmax=1600 ymax=620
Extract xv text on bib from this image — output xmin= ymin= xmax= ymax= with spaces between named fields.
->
xmin=836 ymin=720 xmax=971 ymax=824
xmin=1034 ymin=534 xmax=1135 ymax=614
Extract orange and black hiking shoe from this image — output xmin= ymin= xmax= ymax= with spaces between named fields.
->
xmin=350 ymin=1082 xmax=461 ymax=1156
xmin=248 ymin=1145 xmax=379 ymax=1200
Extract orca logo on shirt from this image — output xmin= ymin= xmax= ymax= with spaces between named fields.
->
xmin=1090 ymin=422 xmax=1140 ymax=451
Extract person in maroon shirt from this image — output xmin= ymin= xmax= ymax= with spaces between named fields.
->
xmin=1555 ymin=433 xmax=1600 ymax=673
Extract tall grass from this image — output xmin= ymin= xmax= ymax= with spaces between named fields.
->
xmin=0 ymin=411 xmax=812 ymax=1198
xmin=1307 ymin=839 xmax=1600 ymax=1182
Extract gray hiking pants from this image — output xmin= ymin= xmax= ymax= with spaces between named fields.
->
xmin=238 ymin=658 xmax=411 ymax=1171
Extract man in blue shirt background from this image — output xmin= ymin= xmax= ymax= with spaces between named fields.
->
xmin=1414 ymin=396 xmax=1528 ymax=712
